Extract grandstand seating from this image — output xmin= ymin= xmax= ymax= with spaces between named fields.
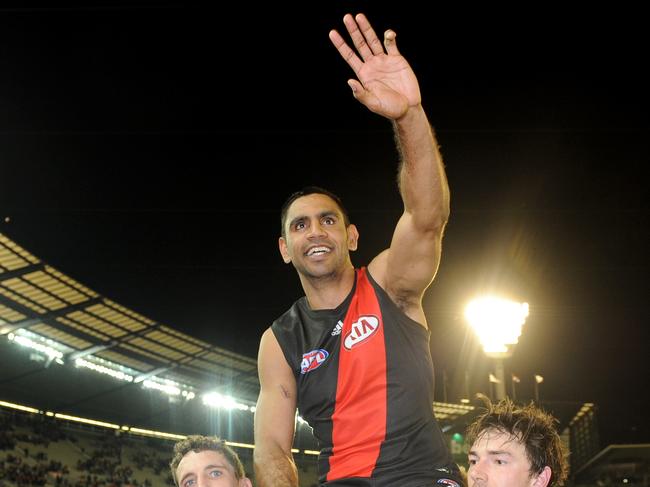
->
xmin=0 ymin=407 xmax=321 ymax=487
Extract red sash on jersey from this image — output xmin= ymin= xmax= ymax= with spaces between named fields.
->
xmin=328 ymin=267 xmax=387 ymax=480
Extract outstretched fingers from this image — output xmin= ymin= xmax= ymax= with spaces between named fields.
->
xmin=328 ymin=29 xmax=364 ymax=74
xmin=383 ymin=29 xmax=400 ymax=56
xmin=329 ymin=13 xmax=400 ymax=73
xmin=350 ymin=13 xmax=385 ymax=58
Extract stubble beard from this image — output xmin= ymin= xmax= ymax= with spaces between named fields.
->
xmin=294 ymin=252 xmax=349 ymax=285
xmin=295 ymin=260 xmax=340 ymax=283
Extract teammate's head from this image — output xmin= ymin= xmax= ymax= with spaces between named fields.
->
xmin=170 ymin=435 xmax=251 ymax=487
xmin=466 ymin=395 xmax=569 ymax=487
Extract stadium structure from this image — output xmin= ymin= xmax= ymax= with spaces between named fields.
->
xmin=1 ymin=231 xmax=646 ymax=486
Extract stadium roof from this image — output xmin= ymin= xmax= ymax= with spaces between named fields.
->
xmin=0 ymin=232 xmax=260 ymax=402
xmin=574 ymin=444 xmax=650 ymax=483
xmin=0 ymin=230 xmax=479 ymax=436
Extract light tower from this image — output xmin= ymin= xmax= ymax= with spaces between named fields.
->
xmin=465 ymin=297 xmax=529 ymax=400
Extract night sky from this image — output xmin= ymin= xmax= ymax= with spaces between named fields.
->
xmin=1 ymin=3 xmax=648 ymax=447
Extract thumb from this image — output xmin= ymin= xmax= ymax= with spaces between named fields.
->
xmin=347 ymin=79 xmax=368 ymax=102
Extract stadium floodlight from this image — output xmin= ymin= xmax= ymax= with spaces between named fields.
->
xmin=465 ymin=296 xmax=529 ymax=400
xmin=202 ymin=392 xmax=251 ymax=411
xmin=142 ymin=379 xmax=181 ymax=396
xmin=8 ymin=331 xmax=65 ymax=364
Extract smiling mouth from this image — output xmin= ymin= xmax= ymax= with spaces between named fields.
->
xmin=305 ymin=246 xmax=331 ymax=257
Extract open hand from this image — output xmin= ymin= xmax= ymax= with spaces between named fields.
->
xmin=329 ymin=13 xmax=421 ymax=120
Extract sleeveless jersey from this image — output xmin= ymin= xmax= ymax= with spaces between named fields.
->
xmin=271 ymin=267 xmax=461 ymax=487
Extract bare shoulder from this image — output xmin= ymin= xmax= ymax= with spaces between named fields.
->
xmin=259 ymin=328 xmax=288 ymax=370
xmin=258 ymin=328 xmax=296 ymax=392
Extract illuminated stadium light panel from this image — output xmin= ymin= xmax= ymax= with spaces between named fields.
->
xmin=4 ymin=329 xmax=243 ymax=407
xmin=465 ymin=297 xmax=529 ymax=356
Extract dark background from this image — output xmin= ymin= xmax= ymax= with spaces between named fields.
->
xmin=1 ymin=2 xmax=648 ymax=447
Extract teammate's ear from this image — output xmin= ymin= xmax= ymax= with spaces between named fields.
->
xmin=279 ymin=237 xmax=292 ymax=263
xmin=532 ymin=466 xmax=552 ymax=487
xmin=347 ymin=224 xmax=359 ymax=252
xmin=238 ymin=477 xmax=253 ymax=487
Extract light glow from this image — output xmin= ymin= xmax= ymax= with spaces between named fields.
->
xmin=143 ymin=379 xmax=180 ymax=395
xmin=129 ymin=427 xmax=186 ymax=440
xmin=54 ymin=413 xmax=120 ymax=429
xmin=202 ymin=392 xmax=250 ymax=411
xmin=226 ymin=441 xmax=255 ymax=449
xmin=75 ymin=358 xmax=134 ymax=382
xmin=0 ymin=400 xmax=40 ymax=414
xmin=8 ymin=332 xmax=64 ymax=361
xmin=465 ymin=297 xmax=529 ymax=356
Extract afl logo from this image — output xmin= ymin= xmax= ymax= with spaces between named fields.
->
xmin=343 ymin=315 xmax=380 ymax=350
xmin=300 ymin=349 xmax=329 ymax=374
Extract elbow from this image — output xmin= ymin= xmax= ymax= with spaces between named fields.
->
xmin=253 ymin=438 xmax=292 ymax=464
xmin=435 ymin=191 xmax=451 ymax=230
xmin=416 ymin=201 xmax=449 ymax=234
xmin=438 ymin=199 xmax=451 ymax=227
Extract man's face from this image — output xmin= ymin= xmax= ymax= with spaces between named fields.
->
xmin=468 ymin=429 xmax=550 ymax=487
xmin=279 ymin=193 xmax=358 ymax=279
xmin=175 ymin=450 xmax=250 ymax=487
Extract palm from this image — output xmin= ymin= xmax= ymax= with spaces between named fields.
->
xmin=329 ymin=13 xmax=421 ymax=120
xmin=355 ymin=54 xmax=420 ymax=119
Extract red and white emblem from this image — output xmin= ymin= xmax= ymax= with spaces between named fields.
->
xmin=300 ymin=349 xmax=329 ymax=374
xmin=343 ymin=315 xmax=380 ymax=350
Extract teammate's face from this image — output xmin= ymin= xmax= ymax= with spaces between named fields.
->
xmin=468 ymin=429 xmax=551 ymax=487
xmin=279 ymin=193 xmax=358 ymax=279
xmin=175 ymin=450 xmax=251 ymax=487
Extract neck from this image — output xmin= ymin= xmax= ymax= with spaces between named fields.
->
xmin=300 ymin=265 xmax=356 ymax=310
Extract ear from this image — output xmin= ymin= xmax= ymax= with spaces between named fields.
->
xmin=347 ymin=224 xmax=359 ymax=252
xmin=239 ymin=477 xmax=253 ymax=487
xmin=278 ymin=236 xmax=292 ymax=264
xmin=531 ymin=466 xmax=552 ymax=487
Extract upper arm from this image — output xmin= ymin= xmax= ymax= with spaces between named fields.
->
xmin=254 ymin=328 xmax=297 ymax=455
xmin=368 ymin=107 xmax=449 ymax=314
xmin=369 ymin=211 xmax=444 ymax=321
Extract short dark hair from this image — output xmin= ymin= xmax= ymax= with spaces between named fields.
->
xmin=169 ymin=435 xmax=246 ymax=486
xmin=466 ymin=395 xmax=569 ymax=487
xmin=280 ymin=186 xmax=351 ymax=238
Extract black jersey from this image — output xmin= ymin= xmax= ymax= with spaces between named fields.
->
xmin=272 ymin=268 xmax=462 ymax=487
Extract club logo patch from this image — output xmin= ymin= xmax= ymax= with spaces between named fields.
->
xmin=343 ymin=315 xmax=380 ymax=350
xmin=300 ymin=349 xmax=329 ymax=374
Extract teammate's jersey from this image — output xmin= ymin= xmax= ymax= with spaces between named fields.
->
xmin=272 ymin=267 xmax=461 ymax=487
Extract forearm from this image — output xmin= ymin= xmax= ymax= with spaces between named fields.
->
xmin=254 ymin=448 xmax=299 ymax=487
xmin=394 ymin=105 xmax=450 ymax=229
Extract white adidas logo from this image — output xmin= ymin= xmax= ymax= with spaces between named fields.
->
xmin=331 ymin=320 xmax=343 ymax=336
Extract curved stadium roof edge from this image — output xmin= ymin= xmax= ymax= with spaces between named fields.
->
xmin=0 ymin=231 xmax=260 ymax=400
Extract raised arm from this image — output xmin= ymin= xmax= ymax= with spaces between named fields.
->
xmin=329 ymin=14 xmax=449 ymax=323
xmin=253 ymin=328 xmax=299 ymax=487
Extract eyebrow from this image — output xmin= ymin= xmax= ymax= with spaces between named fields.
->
xmin=469 ymin=450 xmax=514 ymax=457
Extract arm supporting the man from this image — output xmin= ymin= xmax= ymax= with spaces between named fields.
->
xmin=254 ymin=329 xmax=299 ymax=487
